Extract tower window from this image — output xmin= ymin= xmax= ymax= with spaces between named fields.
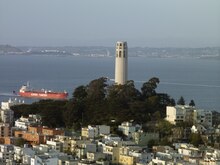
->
xmin=119 ymin=51 xmax=121 ymax=57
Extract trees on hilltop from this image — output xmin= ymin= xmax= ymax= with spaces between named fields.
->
xmin=12 ymin=77 xmax=176 ymax=130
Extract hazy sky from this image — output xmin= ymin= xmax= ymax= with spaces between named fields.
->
xmin=0 ymin=0 xmax=220 ymax=47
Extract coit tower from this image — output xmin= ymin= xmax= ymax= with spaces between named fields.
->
xmin=115 ymin=41 xmax=128 ymax=85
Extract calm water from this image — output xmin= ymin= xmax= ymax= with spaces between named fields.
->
xmin=0 ymin=55 xmax=219 ymax=111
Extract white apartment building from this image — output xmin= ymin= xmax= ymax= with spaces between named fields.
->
xmin=193 ymin=109 xmax=212 ymax=128
xmin=178 ymin=146 xmax=202 ymax=158
xmin=0 ymin=144 xmax=14 ymax=162
xmin=120 ymin=146 xmax=154 ymax=164
xmin=31 ymin=155 xmax=58 ymax=165
xmin=14 ymin=146 xmax=35 ymax=164
xmin=0 ymin=98 xmax=19 ymax=125
xmin=87 ymin=152 xmax=105 ymax=161
xmin=104 ymin=134 xmax=121 ymax=142
xmin=0 ymin=109 xmax=14 ymax=125
xmin=166 ymin=105 xmax=212 ymax=128
xmin=118 ymin=122 xmax=141 ymax=138
xmin=81 ymin=125 xmax=110 ymax=139
xmin=76 ymin=143 xmax=97 ymax=159
xmin=15 ymin=114 xmax=42 ymax=130
xmin=46 ymin=140 xmax=62 ymax=152
xmin=1 ymin=98 xmax=24 ymax=110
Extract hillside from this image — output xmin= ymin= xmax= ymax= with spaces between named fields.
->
xmin=0 ymin=45 xmax=23 ymax=54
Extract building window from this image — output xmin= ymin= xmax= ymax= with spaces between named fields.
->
xmin=119 ymin=51 xmax=121 ymax=57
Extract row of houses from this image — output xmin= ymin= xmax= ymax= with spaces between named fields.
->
xmin=0 ymin=99 xmax=219 ymax=164
xmin=1 ymin=127 xmax=220 ymax=164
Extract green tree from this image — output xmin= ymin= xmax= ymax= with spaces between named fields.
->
xmin=189 ymin=133 xmax=203 ymax=147
xmin=148 ymin=139 xmax=158 ymax=149
xmin=189 ymin=99 xmax=195 ymax=107
xmin=86 ymin=77 xmax=107 ymax=102
xmin=141 ymin=77 xmax=160 ymax=99
xmin=108 ymin=80 xmax=141 ymax=107
xmin=157 ymin=119 xmax=174 ymax=137
xmin=72 ymin=85 xmax=87 ymax=102
xmin=177 ymin=96 xmax=185 ymax=105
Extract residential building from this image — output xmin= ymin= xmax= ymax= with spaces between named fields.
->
xmin=119 ymin=154 xmax=135 ymax=165
xmin=102 ymin=141 xmax=122 ymax=164
xmin=86 ymin=151 xmax=105 ymax=161
xmin=103 ymin=134 xmax=121 ymax=142
xmin=166 ymin=105 xmax=212 ymax=128
xmin=118 ymin=122 xmax=141 ymax=138
xmin=0 ymin=108 xmax=14 ymax=125
xmin=46 ymin=139 xmax=62 ymax=152
xmin=193 ymin=109 xmax=212 ymax=128
xmin=0 ymin=144 xmax=14 ymax=163
xmin=76 ymin=142 xmax=97 ymax=159
xmin=15 ymin=114 xmax=42 ymax=130
xmin=0 ymin=123 xmax=11 ymax=137
xmin=14 ymin=126 xmax=64 ymax=145
xmin=1 ymin=98 xmax=24 ymax=110
xmin=81 ymin=125 xmax=110 ymax=139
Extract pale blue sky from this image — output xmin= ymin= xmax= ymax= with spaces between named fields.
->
xmin=0 ymin=0 xmax=220 ymax=47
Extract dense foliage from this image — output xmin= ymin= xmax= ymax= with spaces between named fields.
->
xmin=11 ymin=77 xmax=175 ymax=130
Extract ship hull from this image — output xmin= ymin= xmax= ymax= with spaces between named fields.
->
xmin=19 ymin=91 xmax=68 ymax=100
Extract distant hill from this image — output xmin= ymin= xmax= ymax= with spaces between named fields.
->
xmin=0 ymin=45 xmax=23 ymax=54
xmin=1 ymin=45 xmax=219 ymax=59
xmin=11 ymin=46 xmax=219 ymax=59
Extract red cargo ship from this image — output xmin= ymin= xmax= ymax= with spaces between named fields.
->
xmin=19 ymin=83 xmax=68 ymax=100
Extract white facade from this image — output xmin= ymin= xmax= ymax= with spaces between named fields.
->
xmin=193 ymin=109 xmax=212 ymax=128
xmin=178 ymin=147 xmax=202 ymax=158
xmin=98 ymin=125 xmax=110 ymax=135
xmin=76 ymin=143 xmax=97 ymax=159
xmin=81 ymin=125 xmax=110 ymax=139
xmin=0 ymin=144 xmax=14 ymax=162
xmin=31 ymin=155 xmax=58 ymax=165
xmin=87 ymin=152 xmax=105 ymax=161
xmin=0 ymin=99 xmax=19 ymax=125
xmin=115 ymin=41 xmax=128 ymax=85
xmin=104 ymin=134 xmax=121 ymax=142
xmin=46 ymin=140 xmax=62 ymax=152
xmin=15 ymin=115 xmax=42 ymax=130
xmin=166 ymin=106 xmax=189 ymax=124
xmin=166 ymin=105 xmax=212 ymax=128
xmin=1 ymin=98 xmax=24 ymax=110
xmin=0 ymin=109 xmax=14 ymax=125
xmin=118 ymin=122 xmax=136 ymax=137
xmin=14 ymin=146 xmax=35 ymax=164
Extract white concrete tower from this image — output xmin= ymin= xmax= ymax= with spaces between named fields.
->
xmin=115 ymin=41 xmax=128 ymax=85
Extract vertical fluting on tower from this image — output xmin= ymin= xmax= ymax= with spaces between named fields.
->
xmin=115 ymin=41 xmax=128 ymax=85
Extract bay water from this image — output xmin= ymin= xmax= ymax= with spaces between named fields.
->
xmin=0 ymin=55 xmax=219 ymax=111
